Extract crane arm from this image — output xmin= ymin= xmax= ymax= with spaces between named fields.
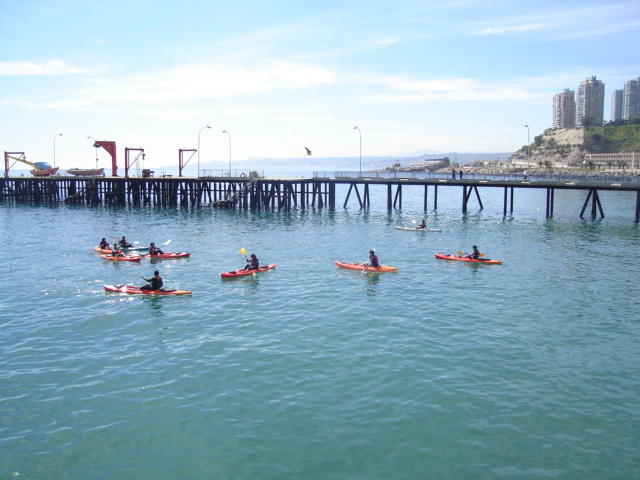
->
xmin=7 ymin=155 xmax=37 ymax=168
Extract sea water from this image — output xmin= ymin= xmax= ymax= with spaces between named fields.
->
xmin=1 ymin=182 xmax=639 ymax=479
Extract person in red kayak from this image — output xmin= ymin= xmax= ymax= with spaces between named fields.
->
xmin=141 ymin=270 xmax=163 ymax=290
xmin=99 ymin=237 xmax=109 ymax=249
xmin=111 ymin=243 xmax=121 ymax=259
xmin=244 ymin=253 xmax=259 ymax=270
xmin=148 ymin=242 xmax=164 ymax=255
xmin=465 ymin=245 xmax=480 ymax=259
xmin=364 ymin=250 xmax=379 ymax=267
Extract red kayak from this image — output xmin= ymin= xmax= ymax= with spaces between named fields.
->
xmin=335 ymin=261 xmax=398 ymax=272
xmin=94 ymin=246 xmax=148 ymax=254
xmin=434 ymin=254 xmax=502 ymax=265
xmin=142 ymin=252 xmax=191 ymax=259
xmin=220 ymin=264 xmax=276 ymax=278
xmin=100 ymin=254 xmax=142 ymax=262
xmin=104 ymin=284 xmax=192 ymax=295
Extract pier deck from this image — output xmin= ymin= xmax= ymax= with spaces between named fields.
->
xmin=1 ymin=173 xmax=639 ymax=221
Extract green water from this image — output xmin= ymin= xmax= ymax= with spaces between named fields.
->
xmin=1 ymin=185 xmax=639 ymax=479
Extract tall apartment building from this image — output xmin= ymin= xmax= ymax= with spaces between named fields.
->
xmin=553 ymin=89 xmax=576 ymax=128
xmin=611 ymin=90 xmax=624 ymax=122
xmin=622 ymin=77 xmax=639 ymax=120
xmin=577 ymin=76 xmax=605 ymax=126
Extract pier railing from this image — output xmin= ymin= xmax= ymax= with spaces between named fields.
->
xmin=314 ymin=171 xmax=640 ymax=183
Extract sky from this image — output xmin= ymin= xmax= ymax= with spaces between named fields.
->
xmin=1 ymin=0 xmax=639 ymax=170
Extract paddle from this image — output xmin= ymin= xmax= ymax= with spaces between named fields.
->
xmin=457 ymin=251 xmax=485 ymax=257
xmin=161 ymin=239 xmax=172 ymax=247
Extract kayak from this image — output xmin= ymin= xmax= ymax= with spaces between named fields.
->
xmin=221 ymin=264 xmax=276 ymax=278
xmin=94 ymin=245 xmax=148 ymax=253
xmin=395 ymin=226 xmax=442 ymax=232
xmin=100 ymin=254 xmax=142 ymax=262
xmin=335 ymin=261 xmax=398 ymax=272
xmin=434 ymin=254 xmax=502 ymax=265
xmin=104 ymin=284 xmax=192 ymax=295
xmin=142 ymin=252 xmax=191 ymax=259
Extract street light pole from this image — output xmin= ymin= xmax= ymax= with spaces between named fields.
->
xmin=198 ymin=124 xmax=211 ymax=177
xmin=223 ymin=130 xmax=231 ymax=177
xmin=524 ymin=125 xmax=530 ymax=169
xmin=87 ymin=136 xmax=98 ymax=169
xmin=53 ymin=133 xmax=62 ymax=168
xmin=353 ymin=126 xmax=361 ymax=174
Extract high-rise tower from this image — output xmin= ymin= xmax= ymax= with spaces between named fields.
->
xmin=553 ymin=89 xmax=576 ymax=128
xmin=577 ymin=76 xmax=605 ymax=126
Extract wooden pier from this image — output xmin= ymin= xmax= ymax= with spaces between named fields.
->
xmin=1 ymin=174 xmax=640 ymax=221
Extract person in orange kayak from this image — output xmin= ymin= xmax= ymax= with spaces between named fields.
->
xmin=99 ymin=238 xmax=109 ymax=249
xmin=364 ymin=250 xmax=379 ymax=267
xmin=148 ymin=242 xmax=164 ymax=255
xmin=466 ymin=245 xmax=480 ymax=259
xmin=141 ymin=270 xmax=163 ymax=290
xmin=244 ymin=253 xmax=259 ymax=270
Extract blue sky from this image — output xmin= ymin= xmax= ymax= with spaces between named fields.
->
xmin=1 ymin=0 xmax=639 ymax=170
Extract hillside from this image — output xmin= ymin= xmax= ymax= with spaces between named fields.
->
xmin=510 ymin=125 xmax=640 ymax=167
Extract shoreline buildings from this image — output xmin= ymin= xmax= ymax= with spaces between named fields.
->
xmin=557 ymin=75 xmax=639 ymax=127
xmin=553 ymin=89 xmax=576 ymax=128
xmin=577 ymin=76 xmax=605 ymax=126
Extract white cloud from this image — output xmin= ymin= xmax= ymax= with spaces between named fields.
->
xmin=473 ymin=23 xmax=553 ymax=35
xmin=355 ymin=74 xmax=538 ymax=103
xmin=0 ymin=59 xmax=88 ymax=75
xmin=24 ymin=59 xmax=336 ymax=109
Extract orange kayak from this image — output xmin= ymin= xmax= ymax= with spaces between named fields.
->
xmin=335 ymin=261 xmax=398 ymax=272
xmin=434 ymin=254 xmax=502 ymax=265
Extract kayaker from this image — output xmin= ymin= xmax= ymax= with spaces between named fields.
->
xmin=141 ymin=270 xmax=163 ymax=291
xmin=466 ymin=245 xmax=480 ymax=259
xmin=417 ymin=220 xmax=426 ymax=229
xmin=118 ymin=236 xmax=133 ymax=248
xmin=364 ymin=250 xmax=379 ymax=268
xmin=244 ymin=253 xmax=259 ymax=270
xmin=111 ymin=243 xmax=121 ymax=258
xmin=99 ymin=237 xmax=109 ymax=249
xmin=148 ymin=242 xmax=164 ymax=255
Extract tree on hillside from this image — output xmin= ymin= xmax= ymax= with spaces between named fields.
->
xmin=630 ymin=115 xmax=640 ymax=125
xmin=582 ymin=116 xmax=595 ymax=131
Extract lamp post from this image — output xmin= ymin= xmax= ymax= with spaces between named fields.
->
xmin=524 ymin=125 xmax=530 ymax=169
xmin=53 ymin=133 xmax=62 ymax=168
xmin=87 ymin=136 xmax=98 ymax=169
xmin=353 ymin=126 xmax=361 ymax=174
xmin=197 ymin=124 xmax=211 ymax=177
xmin=223 ymin=130 xmax=231 ymax=177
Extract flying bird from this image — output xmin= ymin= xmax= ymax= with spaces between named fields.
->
xmin=305 ymin=147 xmax=312 ymax=156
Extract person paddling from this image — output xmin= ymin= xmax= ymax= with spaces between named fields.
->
xmin=466 ymin=245 xmax=480 ymax=259
xmin=244 ymin=253 xmax=259 ymax=270
xmin=99 ymin=237 xmax=109 ymax=249
xmin=148 ymin=242 xmax=164 ymax=255
xmin=417 ymin=219 xmax=426 ymax=229
xmin=111 ymin=243 xmax=121 ymax=259
xmin=140 ymin=270 xmax=163 ymax=291
xmin=118 ymin=236 xmax=133 ymax=248
xmin=364 ymin=250 xmax=379 ymax=268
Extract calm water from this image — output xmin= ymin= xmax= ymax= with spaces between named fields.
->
xmin=1 ymin=182 xmax=639 ymax=479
